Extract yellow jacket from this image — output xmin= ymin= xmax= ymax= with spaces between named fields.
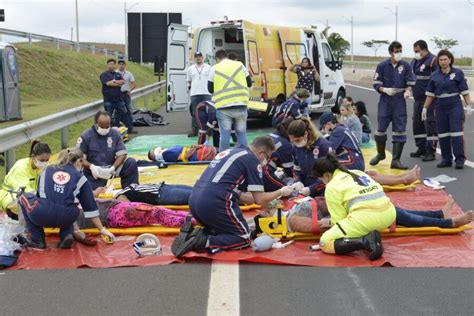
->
xmin=324 ymin=169 xmax=396 ymax=224
xmin=213 ymin=59 xmax=249 ymax=109
xmin=0 ymin=158 xmax=41 ymax=213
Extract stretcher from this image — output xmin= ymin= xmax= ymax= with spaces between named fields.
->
xmin=255 ymin=212 xmax=472 ymax=240
xmin=45 ymin=225 xmax=180 ymax=236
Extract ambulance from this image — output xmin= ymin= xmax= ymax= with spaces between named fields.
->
xmin=166 ymin=19 xmax=346 ymax=118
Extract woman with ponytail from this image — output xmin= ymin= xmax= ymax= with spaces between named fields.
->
xmin=312 ymin=154 xmax=396 ymax=260
xmin=286 ymin=117 xmax=330 ymax=197
xmin=19 ymin=147 xmax=115 ymax=249
xmin=0 ymin=140 xmax=51 ymax=219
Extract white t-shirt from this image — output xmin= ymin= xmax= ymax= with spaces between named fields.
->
xmin=186 ymin=63 xmax=212 ymax=96
xmin=117 ymin=70 xmax=135 ymax=92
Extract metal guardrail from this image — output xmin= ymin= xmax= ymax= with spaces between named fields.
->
xmin=0 ymin=28 xmax=124 ymax=58
xmin=0 ymin=80 xmax=165 ymax=171
xmin=344 ymin=60 xmax=474 ymax=75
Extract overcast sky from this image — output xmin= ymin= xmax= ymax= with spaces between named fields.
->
xmin=1 ymin=0 xmax=473 ymax=58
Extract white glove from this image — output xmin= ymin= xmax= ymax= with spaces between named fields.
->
xmin=300 ymin=187 xmax=311 ymax=196
xmin=96 ymin=166 xmax=115 ymax=180
xmin=403 ymin=90 xmax=412 ymax=99
xmin=90 ymin=164 xmax=101 ymax=179
xmin=466 ymin=105 xmax=472 ymax=117
xmin=382 ymin=87 xmax=396 ymax=96
xmin=291 ymin=182 xmax=305 ymax=192
xmin=100 ymin=227 xmax=115 ymax=242
xmin=421 ymin=108 xmax=428 ymax=121
xmin=279 ymin=186 xmax=294 ymax=197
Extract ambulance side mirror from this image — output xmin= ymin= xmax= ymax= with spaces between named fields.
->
xmin=336 ymin=57 xmax=343 ymax=70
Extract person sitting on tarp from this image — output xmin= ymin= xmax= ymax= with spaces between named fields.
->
xmin=148 ymin=144 xmax=217 ymax=163
xmin=0 ymin=141 xmax=51 ymax=220
xmin=311 ymin=154 xmax=395 ymax=261
xmin=271 ymin=88 xmax=308 ymax=127
xmin=285 ymin=194 xmax=473 ymax=235
xmin=19 ymin=148 xmax=115 ymax=249
xmin=171 ymin=136 xmax=295 ymax=258
xmin=319 ymin=112 xmax=365 ymax=171
xmin=76 ymin=111 xmax=139 ymax=190
xmin=263 ymin=117 xmax=296 ymax=192
xmin=195 ymin=100 xmax=237 ymax=147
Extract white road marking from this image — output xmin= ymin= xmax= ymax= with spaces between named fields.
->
xmin=346 ymin=268 xmax=377 ymax=314
xmin=347 ymin=83 xmax=474 ymax=169
xmin=207 ymin=262 xmax=240 ymax=316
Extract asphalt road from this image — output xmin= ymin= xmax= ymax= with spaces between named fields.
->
xmin=1 ymin=85 xmax=473 ymax=316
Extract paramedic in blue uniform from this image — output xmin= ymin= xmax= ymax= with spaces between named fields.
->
xmin=171 ymin=137 xmax=294 ymax=258
xmin=423 ymin=49 xmax=472 ymax=169
xmin=263 ymin=117 xmax=295 ymax=191
xmin=271 ymin=88 xmax=308 ymax=127
xmin=195 ymin=100 xmax=236 ymax=147
xmin=319 ymin=112 xmax=365 ymax=171
xmin=19 ymin=148 xmax=115 ymax=249
xmin=410 ymin=40 xmax=439 ymax=161
xmin=371 ymin=41 xmax=416 ymax=170
xmin=76 ymin=111 xmax=139 ymax=189
xmin=286 ymin=117 xmax=331 ymax=197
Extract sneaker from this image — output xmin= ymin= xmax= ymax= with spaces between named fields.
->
xmin=27 ymin=238 xmax=46 ymax=249
xmin=57 ymin=234 xmax=74 ymax=249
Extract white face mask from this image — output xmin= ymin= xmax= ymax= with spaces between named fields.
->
xmin=96 ymin=126 xmax=110 ymax=136
xmin=34 ymin=160 xmax=48 ymax=170
xmin=261 ymin=158 xmax=268 ymax=167
xmin=393 ymin=52 xmax=403 ymax=62
xmin=294 ymin=139 xmax=307 ymax=148
xmin=414 ymin=52 xmax=422 ymax=60
xmin=153 ymin=147 xmax=164 ymax=161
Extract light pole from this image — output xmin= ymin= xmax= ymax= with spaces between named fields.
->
xmin=75 ymin=0 xmax=80 ymax=51
xmin=342 ymin=15 xmax=354 ymax=72
xmin=124 ymin=1 xmax=139 ymax=60
xmin=469 ymin=0 xmax=474 ymax=69
xmin=384 ymin=5 xmax=398 ymax=41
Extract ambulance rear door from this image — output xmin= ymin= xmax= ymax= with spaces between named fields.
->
xmin=278 ymin=28 xmax=308 ymax=97
xmin=166 ymin=23 xmax=190 ymax=112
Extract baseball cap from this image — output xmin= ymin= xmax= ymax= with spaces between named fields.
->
xmin=118 ymin=59 xmax=126 ymax=64
xmin=194 ymin=51 xmax=203 ymax=57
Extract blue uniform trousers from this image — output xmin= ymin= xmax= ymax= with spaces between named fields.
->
xmin=86 ymin=158 xmax=139 ymax=190
xmin=377 ymin=95 xmax=407 ymax=143
xmin=190 ymin=188 xmax=251 ymax=252
xmin=435 ymin=101 xmax=465 ymax=164
xmin=337 ymin=150 xmax=365 ymax=171
xmin=413 ymin=98 xmax=438 ymax=154
xmin=20 ymin=193 xmax=80 ymax=241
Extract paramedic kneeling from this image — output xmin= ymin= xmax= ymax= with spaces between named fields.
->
xmin=314 ymin=154 xmax=396 ymax=261
xmin=171 ymin=136 xmax=294 ymax=258
xmin=77 ymin=111 xmax=139 ymax=189
xmin=19 ymin=148 xmax=115 ymax=249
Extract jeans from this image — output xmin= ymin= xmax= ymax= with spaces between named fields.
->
xmin=395 ymin=207 xmax=452 ymax=228
xmin=190 ymin=94 xmax=212 ymax=131
xmin=216 ymin=106 xmax=248 ymax=152
xmin=156 ymin=184 xmax=193 ymax=205
xmin=362 ymin=133 xmax=371 ymax=144
xmin=302 ymin=96 xmax=312 ymax=116
xmin=122 ymin=93 xmax=134 ymax=131
xmin=104 ymin=99 xmax=128 ymax=128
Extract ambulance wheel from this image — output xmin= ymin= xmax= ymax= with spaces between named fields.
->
xmin=336 ymin=89 xmax=345 ymax=107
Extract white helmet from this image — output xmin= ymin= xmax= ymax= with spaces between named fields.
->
xmin=133 ymin=233 xmax=162 ymax=256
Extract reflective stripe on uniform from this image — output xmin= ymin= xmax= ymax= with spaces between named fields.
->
xmin=392 ymin=131 xmax=406 ymax=136
xmin=214 ymin=92 xmax=249 ymax=104
xmin=346 ymin=191 xmax=387 ymax=210
xmin=375 ymin=131 xmax=386 ymax=136
xmin=281 ymin=161 xmax=294 ymax=168
xmin=460 ymin=90 xmax=470 ymax=96
xmin=414 ymin=133 xmax=427 ymax=139
xmin=450 ymin=131 xmax=464 ymax=137
xmin=425 ymin=91 xmax=435 ymax=97
xmin=426 ymin=136 xmax=438 ymax=141
xmin=212 ymin=151 xmax=248 ymax=183
xmin=373 ymin=80 xmax=383 ymax=85
xmin=407 ymin=81 xmax=416 ymax=86
xmin=416 ymin=75 xmax=430 ymax=80
xmin=438 ymin=92 xmax=459 ymax=98
xmin=38 ymin=172 xmax=47 ymax=198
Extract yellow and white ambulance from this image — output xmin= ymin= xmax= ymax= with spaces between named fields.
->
xmin=166 ymin=19 xmax=346 ymax=117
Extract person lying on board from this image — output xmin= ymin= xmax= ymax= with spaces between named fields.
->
xmin=147 ymin=144 xmax=217 ymax=163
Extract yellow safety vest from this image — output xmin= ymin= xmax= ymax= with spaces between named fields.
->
xmin=213 ymin=59 xmax=249 ymax=109
xmin=324 ymin=169 xmax=395 ymax=224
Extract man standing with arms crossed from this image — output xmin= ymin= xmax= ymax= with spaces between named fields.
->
xmin=208 ymin=49 xmax=252 ymax=152
xmin=117 ymin=59 xmax=137 ymax=134
xmin=187 ymin=52 xmax=212 ymax=137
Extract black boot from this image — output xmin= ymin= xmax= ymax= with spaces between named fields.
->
xmin=171 ymin=215 xmax=194 ymax=255
xmin=423 ymin=140 xmax=437 ymax=162
xmin=422 ymin=152 xmax=436 ymax=162
xmin=410 ymin=147 xmax=426 ymax=158
xmin=57 ymin=234 xmax=74 ymax=249
xmin=27 ymin=238 xmax=47 ymax=249
xmin=334 ymin=230 xmax=383 ymax=261
xmin=390 ymin=142 xmax=409 ymax=170
xmin=369 ymin=135 xmax=387 ymax=166
xmin=172 ymin=228 xmax=208 ymax=259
